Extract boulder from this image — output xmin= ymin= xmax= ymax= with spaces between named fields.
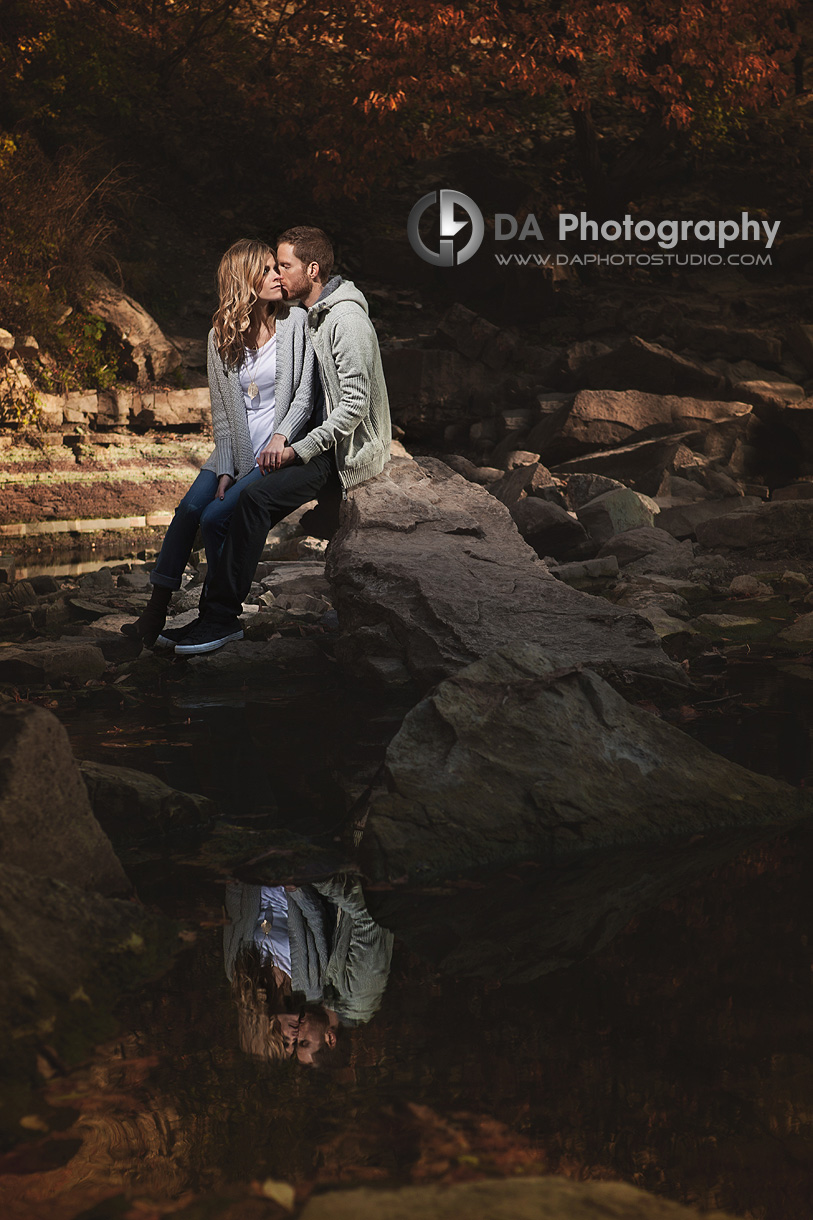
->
xmin=577 ymin=335 xmax=727 ymax=397
xmin=562 ymin=473 xmax=627 ymax=510
xmin=777 ymin=612 xmax=813 ymax=649
xmin=326 ymin=458 xmax=685 ymax=692
xmin=85 ymin=274 xmax=181 ymax=383
xmin=560 ymin=389 xmax=751 ymax=452
xmin=787 ymin=321 xmax=813 ymax=374
xmin=775 ymin=397 xmax=813 ymax=458
xmin=678 ymin=323 xmax=781 ymax=363
xmin=0 ymin=640 xmax=106 ymax=685
xmin=360 ymin=643 xmax=811 ymax=883
xmin=79 ymin=761 xmax=217 ymax=846
xmin=510 ymin=498 xmax=590 ymax=559
xmin=695 ymin=501 xmax=813 ymax=549
xmin=435 ymin=302 xmax=517 ymax=368
xmin=132 ymin=386 xmax=211 ymax=428
xmin=656 ymin=496 xmax=763 ymax=539
xmin=597 ymin=526 xmax=687 ymax=569
xmin=576 ymin=487 xmax=657 ymax=546
xmin=524 ymin=395 xmax=575 ymax=455
xmin=259 ymin=560 xmax=331 ymax=599
xmin=441 ymin=455 xmax=502 ymax=485
xmin=0 ymin=703 xmax=129 ymax=895
xmin=300 ymin=1177 xmax=738 ymax=1220
xmin=180 ymin=638 xmax=331 ymax=681
xmin=382 ymin=347 xmax=504 ymax=439
xmin=552 ymin=433 xmax=693 ymax=496
xmin=488 ymin=461 xmax=560 ymax=508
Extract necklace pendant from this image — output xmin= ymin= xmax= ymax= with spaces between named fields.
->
xmin=247 ymin=380 xmax=259 ymax=399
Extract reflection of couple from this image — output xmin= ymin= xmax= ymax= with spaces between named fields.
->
xmin=224 ymin=877 xmax=394 ymax=1067
xmin=123 ymin=225 xmax=391 ymax=654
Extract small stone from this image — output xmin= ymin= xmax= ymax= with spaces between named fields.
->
xmin=728 ymin=574 xmax=772 ymax=598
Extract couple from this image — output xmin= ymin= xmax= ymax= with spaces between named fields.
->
xmin=123 ymin=225 xmax=390 ymax=655
xmin=224 ymin=877 xmax=394 ymax=1067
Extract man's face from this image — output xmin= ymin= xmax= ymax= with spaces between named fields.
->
xmin=276 ymin=242 xmax=315 ymax=302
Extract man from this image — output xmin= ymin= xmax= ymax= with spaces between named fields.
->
xmin=173 ymin=226 xmax=391 ymax=654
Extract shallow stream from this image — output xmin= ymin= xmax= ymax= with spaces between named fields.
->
xmin=1 ymin=551 xmax=812 ymax=1219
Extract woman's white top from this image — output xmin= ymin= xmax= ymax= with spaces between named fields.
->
xmin=256 ymin=885 xmax=292 ymax=976
xmin=239 ymin=335 xmax=278 ymax=463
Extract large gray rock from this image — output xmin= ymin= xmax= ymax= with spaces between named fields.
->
xmin=561 ymin=389 xmax=751 ymax=451
xmin=300 ymin=1177 xmax=738 ymax=1220
xmin=85 ymin=274 xmax=181 ymax=383
xmin=326 ymin=458 xmax=683 ymax=691
xmin=656 ymin=496 xmax=763 ymax=539
xmin=597 ymin=526 xmax=687 ymax=568
xmin=577 ymin=335 xmax=727 ymax=396
xmin=360 ymin=644 xmax=811 ymax=883
xmin=488 ymin=461 xmax=559 ymax=508
xmin=382 ymin=347 xmax=503 ymax=438
xmin=552 ymin=433 xmax=693 ymax=496
xmin=0 ymin=703 xmax=129 ymax=895
xmin=509 ymin=498 xmax=590 ymax=559
xmin=576 ymin=487 xmax=657 ymax=546
xmin=0 ymin=640 xmax=106 ymax=685
xmin=695 ymin=501 xmax=813 ymax=549
xmin=79 ymin=760 xmax=216 ymax=846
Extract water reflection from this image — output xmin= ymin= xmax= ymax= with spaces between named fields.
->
xmin=0 ymin=829 xmax=811 ymax=1219
xmin=224 ymin=877 xmax=393 ymax=1069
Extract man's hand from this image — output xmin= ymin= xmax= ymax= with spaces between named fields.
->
xmin=258 ymin=433 xmax=289 ymax=473
xmin=216 ymin=474 xmax=235 ymax=500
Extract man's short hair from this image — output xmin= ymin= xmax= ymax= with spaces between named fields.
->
xmin=277 ymin=226 xmax=334 ymax=282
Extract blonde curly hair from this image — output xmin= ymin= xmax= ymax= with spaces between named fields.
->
xmin=212 ymin=238 xmax=286 ymax=369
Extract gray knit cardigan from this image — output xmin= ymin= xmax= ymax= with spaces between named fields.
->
xmin=202 ymin=307 xmax=320 ymax=482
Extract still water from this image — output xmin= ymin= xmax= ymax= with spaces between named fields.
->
xmin=1 ymin=653 xmax=811 ymax=1219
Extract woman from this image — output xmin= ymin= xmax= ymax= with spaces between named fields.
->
xmin=224 ymin=880 xmax=303 ymax=1061
xmin=122 ymin=237 xmax=320 ymax=646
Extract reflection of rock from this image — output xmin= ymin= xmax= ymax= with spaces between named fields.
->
xmin=0 ymin=861 xmax=175 ymax=1119
xmin=79 ymin=761 xmax=216 ymax=847
xmin=360 ymin=644 xmax=811 ymax=883
xmin=0 ymin=704 xmax=129 ymax=895
xmin=327 ymin=457 xmax=682 ymax=691
xmin=366 ymin=828 xmax=773 ymax=983
xmin=300 ymin=1176 xmax=737 ymax=1220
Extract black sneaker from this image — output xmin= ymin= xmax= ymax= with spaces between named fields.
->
xmin=174 ymin=618 xmax=244 ymax=655
xmin=155 ymin=618 xmax=199 ymax=649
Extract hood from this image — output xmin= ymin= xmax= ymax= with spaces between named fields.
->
xmin=308 ymin=278 xmax=369 ymax=318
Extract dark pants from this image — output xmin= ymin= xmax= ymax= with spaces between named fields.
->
xmin=204 ymin=450 xmax=338 ymax=624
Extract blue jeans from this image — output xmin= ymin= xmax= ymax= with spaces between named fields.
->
xmin=150 ymin=467 xmax=264 ymax=591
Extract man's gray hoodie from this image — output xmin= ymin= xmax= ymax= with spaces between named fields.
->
xmin=291 ymin=279 xmax=392 ymax=490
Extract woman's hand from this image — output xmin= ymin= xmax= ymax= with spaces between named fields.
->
xmin=216 ymin=474 xmax=235 ymax=500
xmin=258 ymin=433 xmax=289 ymax=474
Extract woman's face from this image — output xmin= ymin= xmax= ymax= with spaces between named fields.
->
xmin=255 ymin=256 xmax=283 ymax=303
xmin=277 ymin=1012 xmax=301 ymax=1058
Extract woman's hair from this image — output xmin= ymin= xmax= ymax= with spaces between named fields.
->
xmin=212 ymin=238 xmax=284 ymax=368
xmin=230 ymin=948 xmax=292 ymax=1062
